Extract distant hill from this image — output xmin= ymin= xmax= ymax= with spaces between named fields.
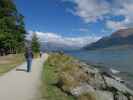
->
xmin=84 ymin=28 xmax=133 ymax=50
xmin=40 ymin=41 xmax=81 ymax=52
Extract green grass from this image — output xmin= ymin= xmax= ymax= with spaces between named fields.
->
xmin=34 ymin=53 xmax=41 ymax=58
xmin=40 ymin=53 xmax=75 ymax=100
xmin=0 ymin=54 xmax=24 ymax=75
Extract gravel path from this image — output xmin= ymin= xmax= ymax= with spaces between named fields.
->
xmin=0 ymin=53 xmax=48 ymax=100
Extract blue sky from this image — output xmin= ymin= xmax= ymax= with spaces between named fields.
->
xmin=14 ymin=0 xmax=133 ymax=46
xmin=15 ymin=0 xmax=91 ymax=37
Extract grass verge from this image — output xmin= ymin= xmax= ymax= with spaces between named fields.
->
xmin=0 ymin=54 xmax=24 ymax=75
xmin=40 ymin=53 xmax=75 ymax=100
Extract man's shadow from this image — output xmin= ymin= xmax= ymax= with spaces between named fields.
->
xmin=16 ymin=68 xmax=27 ymax=72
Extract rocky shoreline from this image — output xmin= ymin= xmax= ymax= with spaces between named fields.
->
xmin=56 ymin=57 xmax=133 ymax=100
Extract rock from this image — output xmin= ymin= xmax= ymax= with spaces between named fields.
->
xmin=57 ymin=58 xmax=133 ymax=100
xmin=82 ymin=66 xmax=99 ymax=74
xmin=70 ymin=83 xmax=95 ymax=96
xmin=115 ymin=92 xmax=128 ymax=100
xmin=110 ymin=68 xmax=120 ymax=74
xmin=87 ymin=73 xmax=106 ymax=89
xmin=80 ymin=66 xmax=106 ymax=89
xmin=111 ymin=75 xmax=125 ymax=83
xmin=129 ymin=96 xmax=133 ymax=100
xmin=95 ymin=90 xmax=114 ymax=100
xmin=78 ymin=90 xmax=114 ymax=100
xmin=70 ymin=83 xmax=114 ymax=100
xmin=104 ymin=76 xmax=133 ymax=95
xmin=79 ymin=62 xmax=89 ymax=67
xmin=78 ymin=92 xmax=97 ymax=100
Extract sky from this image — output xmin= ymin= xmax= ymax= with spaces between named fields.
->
xmin=14 ymin=0 xmax=133 ymax=47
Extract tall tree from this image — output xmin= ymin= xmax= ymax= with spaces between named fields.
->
xmin=0 ymin=0 xmax=26 ymax=54
xmin=31 ymin=33 xmax=40 ymax=53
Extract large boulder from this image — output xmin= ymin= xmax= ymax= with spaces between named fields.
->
xmin=104 ymin=76 xmax=133 ymax=95
xmin=129 ymin=96 xmax=133 ymax=100
xmin=95 ymin=90 xmax=114 ymax=100
xmin=70 ymin=83 xmax=95 ymax=96
xmin=71 ymin=83 xmax=114 ymax=100
xmin=81 ymin=66 xmax=106 ymax=89
xmin=87 ymin=73 xmax=106 ymax=89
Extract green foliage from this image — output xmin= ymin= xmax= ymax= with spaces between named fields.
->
xmin=0 ymin=0 xmax=25 ymax=53
xmin=31 ymin=33 xmax=40 ymax=53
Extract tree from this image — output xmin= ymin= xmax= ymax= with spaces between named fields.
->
xmin=31 ymin=33 xmax=40 ymax=53
xmin=0 ymin=0 xmax=26 ymax=55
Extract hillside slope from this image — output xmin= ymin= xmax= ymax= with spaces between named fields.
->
xmin=85 ymin=28 xmax=133 ymax=50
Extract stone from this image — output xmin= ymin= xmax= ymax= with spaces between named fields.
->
xmin=95 ymin=90 xmax=114 ymax=100
xmin=70 ymin=83 xmax=95 ymax=96
xmin=82 ymin=66 xmax=99 ymax=74
xmin=87 ymin=73 xmax=106 ymax=89
xmin=115 ymin=92 xmax=128 ymax=100
xmin=129 ymin=96 xmax=133 ymax=100
xmin=104 ymin=76 xmax=133 ymax=95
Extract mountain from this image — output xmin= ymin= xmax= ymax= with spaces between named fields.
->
xmin=40 ymin=41 xmax=81 ymax=52
xmin=84 ymin=28 xmax=133 ymax=50
xmin=111 ymin=28 xmax=133 ymax=38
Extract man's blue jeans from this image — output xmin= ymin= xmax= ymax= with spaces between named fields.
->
xmin=27 ymin=58 xmax=32 ymax=72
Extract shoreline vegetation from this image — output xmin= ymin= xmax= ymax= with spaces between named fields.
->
xmin=41 ymin=53 xmax=133 ymax=100
xmin=0 ymin=54 xmax=24 ymax=75
xmin=41 ymin=53 xmax=75 ymax=100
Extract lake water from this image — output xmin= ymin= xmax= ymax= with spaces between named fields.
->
xmin=66 ymin=49 xmax=133 ymax=87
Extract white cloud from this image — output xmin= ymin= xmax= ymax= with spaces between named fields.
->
xmin=63 ymin=0 xmax=133 ymax=30
xmin=79 ymin=28 xmax=89 ymax=32
xmin=71 ymin=0 xmax=110 ymax=23
xmin=106 ymin=20 xmax=127 ymax=30
xmin=72 ymin=28 xmax=89 ymax=32
xmin=28 ymin=31 xmax=100 ymax=48
xmin=62 ymin=0 xmax=110 ymax=22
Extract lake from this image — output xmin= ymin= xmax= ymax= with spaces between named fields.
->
xmin=65 ymin=48 xmax=133 ymax=88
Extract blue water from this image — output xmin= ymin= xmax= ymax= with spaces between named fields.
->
xmin=66 ymin=49 xmax=133 ymax=85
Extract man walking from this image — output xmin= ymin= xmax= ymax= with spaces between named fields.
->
xmin=40 ymin=51 xmax=43 ymax=57
xmin=24 ymin=48 xmax=34 ymax=72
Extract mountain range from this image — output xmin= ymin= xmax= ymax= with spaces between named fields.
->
xmin=84 ymin=28 xmax=133 ymax=50
xmin=40 ymin=41 xmax=81 ymax=52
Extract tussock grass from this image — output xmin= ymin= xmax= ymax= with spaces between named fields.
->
xmin=41 ymin=53 xmax=75 ymax=100
xmin=41 ymin=53 xmax=92 ymax=100
xmin=78 ymin=92 xmax=96 ymax=100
